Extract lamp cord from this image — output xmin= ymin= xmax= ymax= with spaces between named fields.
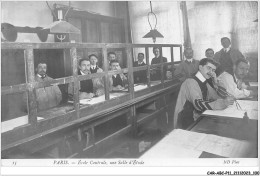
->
xmin=147 ymin=1 xmax=157 ymax=30
xmin=46 ymin=1 xmax=57 ymax=20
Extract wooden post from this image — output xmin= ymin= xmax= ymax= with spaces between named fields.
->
xmin=24 ymin=48 xmax=37 ymax=125
xmin=126 ymin=46 xmax=137 ymax=136
xmin=71 ymin=47 xmax=82 ymax=142
xmin=160 ymin=47 xmax=164 ymax=84
xmin=180 ymin=45 xmax=183 ymax=61
xmin=145 ymin=47 xmax=151 ymax=87
xmin=102 ymin=47 xmax=110 ymax=100
xmin=171 ymin=47 xmax=175 ymax=80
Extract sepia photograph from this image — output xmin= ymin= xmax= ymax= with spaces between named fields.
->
xmin=1 ymin=1 xmax=259 ymax=175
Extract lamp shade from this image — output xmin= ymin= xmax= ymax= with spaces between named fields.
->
xmin=143 ymin=29 xmax=164 ymax=43
xmin=1 ymin=23 xmax=18 ymax=42
xmin=143 ymin=29 xmax=164 ymax=38
xmin=44 ymin=20 xmax=80 ymax=34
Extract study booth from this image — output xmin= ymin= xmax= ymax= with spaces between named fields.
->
xmin=1 ymin=42 xmax=183 ymax=158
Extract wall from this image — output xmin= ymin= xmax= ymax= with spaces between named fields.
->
xmin=187 ymin=1 xmax=258 ymax=79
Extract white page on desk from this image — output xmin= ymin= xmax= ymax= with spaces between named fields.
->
xmin=1 ymin=116 xmax=44 ymax=133
xmin=249 ymin=82 xmax=258 ymax=87
xmin=195 ymin=134 xmax=253 ymax=158
xmin=134 ymin=84 xmax=148 ymax=91
xmin=236 ymin=100 xmax=258 ymax=111
xmin=141 ymin=144 xmax=202 ymax=158
xmin=162 ymin=129 xmax=207 ymax=149
xmin=203 ymin=109 xmax=245 ymax=118
xmin=203 ymin=100 xmax=258 ymax=119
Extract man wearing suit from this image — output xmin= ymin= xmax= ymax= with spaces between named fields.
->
xmin=214 ymin=37 xmax=244 ymax=76
xmin=23 ymin=62 xmax=62 ymax=111
xmin=150 ymin=47 xmax=168 ymax=81
xmin=109 ymin=60 xmax=128 ymax=91
xmin=133 ymin=53 xmax=147 ymax=83
xmin=68 ymin=58 xmax=104 ymax=100
xmin=89 ymin=54 xmax=103 ymax=73
xmin=174 ymin=48 xmax=199 ymax=82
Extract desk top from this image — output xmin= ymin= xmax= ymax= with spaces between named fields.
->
xmin=140 ymin=129 xmax=255 ymax=158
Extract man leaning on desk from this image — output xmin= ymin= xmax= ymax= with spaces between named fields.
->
xmin=68 ymin=58 xmax=104 ymax=100
xmin=23 ymin=62 xmax=62 ymax=111
xmin=109 ymin=59 xmax=128 ymax=91
xmin=216 ymin=58 xmax=257 ymax=99
xmin=174 ymin=58 xmax=235 ymax=129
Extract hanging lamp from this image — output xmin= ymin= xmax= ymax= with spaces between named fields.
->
xmin=143 ymin=1 xmax=164 ymax=43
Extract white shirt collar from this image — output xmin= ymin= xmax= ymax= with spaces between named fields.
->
xmin=80 ymin=70 xmax=87 ymax=75
xmin=224 ymin=47 xmax=231 ymax=52
xmin=195 ymin=71 xmax=206 ymax=83
xmin=37 ymin=74 xmax=42 ymax=78
xmin=91 ymin=65 xmax=96 ymax=69
xmin=186 ymin=57 xmax=193 ymax=62
xmin=138 ymin=61 xmax=144 ymax=65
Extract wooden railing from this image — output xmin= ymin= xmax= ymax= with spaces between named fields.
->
xmin=1 ymin=42 xmax=182 ymax=155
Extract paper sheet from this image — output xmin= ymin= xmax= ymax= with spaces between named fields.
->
xmin=140 ymin=129 xmax=206 ymax=158
xmin=134 ymin=84 xmax=148 ymax=91
xmin=249 ymin=82 xmax=258 ymax=87
xmin=79 ymin=92 xmax=126 ymax=105
xmin=195 ymin=134 xmax=253 ymax=158
xmin=203 ymin=100 xmax=258 ymax=120
xmin=1 ymin=115 xmax=44 ymax=133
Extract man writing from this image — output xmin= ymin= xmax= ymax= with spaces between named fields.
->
xmin=217 ymin=59 xmax=256 ymax=99
xmin=174 ymin=58 xmax=235 ymax=129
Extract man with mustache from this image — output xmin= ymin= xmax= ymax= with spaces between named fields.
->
xmin=33 ymin=62 xmax=62 ymax=111
xmin=217 ymin=59 xmax=256 ymax=99
xmin=174 ymin=58 xmax=235 ymax=129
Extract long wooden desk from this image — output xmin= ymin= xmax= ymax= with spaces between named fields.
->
xmin=140 ymin=99 xmax=258 ymax=158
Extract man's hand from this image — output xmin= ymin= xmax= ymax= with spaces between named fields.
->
xmin=79 ymin=92 xmax=94 ymax=100
xmin=224 ymin=96 xmax=235 ymax=106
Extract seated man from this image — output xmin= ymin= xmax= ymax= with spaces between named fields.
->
xmin=89 ymin=54 xmax=103 ymax=73
xmin=217 ymin=58 xmax=256 ymax=99
xmin=174 ymin=48 xmax=199 ymax=82
xmin=27 ymin=62 xmax=62 ymax=111
xmin=150 ymin=47 xmax=168 ymax=81
xmin=109 ymin=59 xmax=128 ymax=91
xmin=205 ymin=48 xmax=215 ymax=59
xmin=174 ymin=58 xmax=234 ymax=129
xmin=133 ymin=53 xmax=147 ymax=84
xmin=68 ymin=58 xmax=104 ymax=100
xmin=108 ymin=51 xmax=117 ymax=65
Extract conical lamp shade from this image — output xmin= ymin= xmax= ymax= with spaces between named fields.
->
xmin=44 ymin=20 xmax=80 ymax=34
xmin=143 ymin=29 xmax=164 ymax=38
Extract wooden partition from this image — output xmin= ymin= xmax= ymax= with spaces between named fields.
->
xmin=1 ymin=42 xmax=182 ymax=158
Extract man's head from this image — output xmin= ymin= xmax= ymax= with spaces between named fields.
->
xmin=108 ymin=52 xmax=116 ymax=61
xmin=184 ymin=48 xmax=193 ymax=59
xmin=36 ymin=62 xmax=47 ymax=77
xmin=234 ymin=59 xmax=250 ymax=79
xmin=205 ymin=48 xmax=214 ymax=59
xmin=137 ymin=53 xmax=145 ymax=62
xmin=110 ymin=59 xmax=121 ymax=71
xmin=153 ymin=47 xmax=160 ymax=58
xmin=221 ymin=37 xmax=231 ymax=49
xmin=89 ymin=54 xmax=98 ymax=66
xmin=79 ymin=58 xmax=91 ymax=74
xmin=199 ymin=58 xmax=219 ymax=79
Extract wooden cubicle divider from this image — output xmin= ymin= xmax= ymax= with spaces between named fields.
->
xmin=1 ymin=42 xmax=183 ymax=158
